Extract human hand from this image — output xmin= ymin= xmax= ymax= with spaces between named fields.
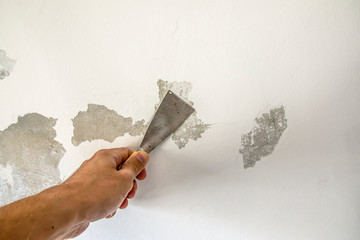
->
xmin=59 ymin=148 xmax=149 ymax=239
xmin=0 ymin=147 xmax=149 ymax=240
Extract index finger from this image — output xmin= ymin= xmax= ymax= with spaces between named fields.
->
xmin=107 ymin=148 xmax=133 ymax=168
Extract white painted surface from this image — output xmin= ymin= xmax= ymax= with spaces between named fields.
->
xmin=0 ymin=0 xmax=359 ymax=239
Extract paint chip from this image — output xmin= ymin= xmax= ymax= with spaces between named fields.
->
xmin=239 ymin=106 xmax=287 ymax=169
xmin=71 ymin=80 xmax=209 ymax=149
xmin=157 ymin=79 xmax=210 ymax=149
xmin=71 ymin=104 xmax=147 ymax=146
xmin=0 ymin=49 xmax=16 ymax=80
xmin=0 ymin=113 xmax=65 ymax=205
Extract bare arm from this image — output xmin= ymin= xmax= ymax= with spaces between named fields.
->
xmin=0 ymin=148 xmax=149 ymax=240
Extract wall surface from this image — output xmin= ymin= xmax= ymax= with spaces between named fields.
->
xmin=1 ymin=0 xmax=360 ymax=239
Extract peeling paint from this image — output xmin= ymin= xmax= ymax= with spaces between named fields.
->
xmin=0 ymin=113 xmax=65 ymax=205
xmin=0 ymin=163 xmax=14 ymax=187
xmin=129 ymin=119 xmax=149 ymax=136
xmin=71 ymin=104 xmax=147 ymax=146
xmin=239 ymin=106 xmax=287 ymax=169
xmin=157 ymin=79 xmax=210 ymax=149
xmin=0 ymin=49 xmax=16 ymax=80
xmin=71 ymin=80 xmax=209 ymax=149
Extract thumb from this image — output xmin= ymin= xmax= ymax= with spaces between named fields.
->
xmin=120 ymin=151 xmax=149 ymax=178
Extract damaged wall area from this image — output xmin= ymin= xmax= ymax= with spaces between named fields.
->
xmin=0 ymin=113 xmax=65 ymax=206
xmin=156 ymin=79 xmax=210 ymax=149
xmin=71 ymin=80 xmax=210 ymax=149
xmin=0 ymin=49 xmax=16 ymax=80
xmin=239 ymin=106 xmax=287 ymax=168
xmin=71 ymin=104 xmax=148 ymax=146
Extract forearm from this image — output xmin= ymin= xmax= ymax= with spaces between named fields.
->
xmin=0 ymin=149 xmax=149 ymax=240
xmin=0 ymin=184 xmax=86 ymax=240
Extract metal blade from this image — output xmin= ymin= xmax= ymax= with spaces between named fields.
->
xmin=140 ymin=90 xmax=195 ymax=153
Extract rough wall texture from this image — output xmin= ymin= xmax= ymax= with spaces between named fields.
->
xmin=239 ymin=106 xmax=287 ymax=168
xmin=71 ymin=80 xmax=210 ymax=149
xmin=157 ymin=79 xmax=210 ymax=149
xmin=0 ymin=49 xmax=16 ymax=80
xmin=71 ymin=104 xmax=147 ymax=146
xmin=0 ymin=113 xmax=65 ymax=205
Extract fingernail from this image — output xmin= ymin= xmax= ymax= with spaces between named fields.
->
xmin=137 ymin=152 xmax=146 ymax=165
xmin=106 ymin=212 xmax=115 ymax=219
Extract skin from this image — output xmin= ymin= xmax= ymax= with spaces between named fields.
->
xmin=0 ymin=147 xmax=150 ymax=240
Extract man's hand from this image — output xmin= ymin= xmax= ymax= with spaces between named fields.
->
xmin=0 ymin=148 xmax=149 ymax=240
xmin=66 ymin=148 xmax=149 ymax=220
xmin=61 ymin=148 xmax=149 ymax=239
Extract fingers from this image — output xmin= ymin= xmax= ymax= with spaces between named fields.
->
xmin=106 ymin=211 xmax=116 ymax=219
xmin=136 ymin=169 xmax=147 ymax=180
xmin=127 ymin=180 xmax=137 ymax=199
xmin=118 ymin=179 xmax=139 ymax=211
xmin=108 ymin=148 xmax=133 ymax=167
xmin=119 ymin=151 xmax=149 ymax=179
xmin=108 ymin=147 xmax=133 ymax=158
xmin=93 ymin=148 xmax=133 ymax=168
xmin=119 ymin=198 xmax=128 ymax=209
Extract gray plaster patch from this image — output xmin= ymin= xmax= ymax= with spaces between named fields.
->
xmin=0 ymin=49 xmax=16 ymax=80
xmin=71 ymin=80 xmax=209 ymax=148
xmin=0 ymin=113 xmax=65 ymax=205
xmin=71 ymin=104 xmax=148 ymax=146
xmin=156 ymin=79 xmax=210 ymax=149
xmin=239 ymin=106 xmax=287 ymax=169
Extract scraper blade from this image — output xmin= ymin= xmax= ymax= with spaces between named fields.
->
xmin=139 ymin=90 xmax=195 ymax=153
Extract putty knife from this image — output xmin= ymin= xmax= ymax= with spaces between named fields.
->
xmin=139 ymin=90 xmax=195 ymax=153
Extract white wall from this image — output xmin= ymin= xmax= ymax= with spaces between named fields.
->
xmin=0 ymin=0 xmax=359 ymax=239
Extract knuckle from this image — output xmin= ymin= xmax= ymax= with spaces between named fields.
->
xmin=94 ymin=149 xmax=110 ymax=158
xmin=120 ymin=169 xmax=135 ymax=182
xmin=97 ymin=149 xmax=107 ymax=155
xmin=128 ymin=161 xmax=142 ymax=174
